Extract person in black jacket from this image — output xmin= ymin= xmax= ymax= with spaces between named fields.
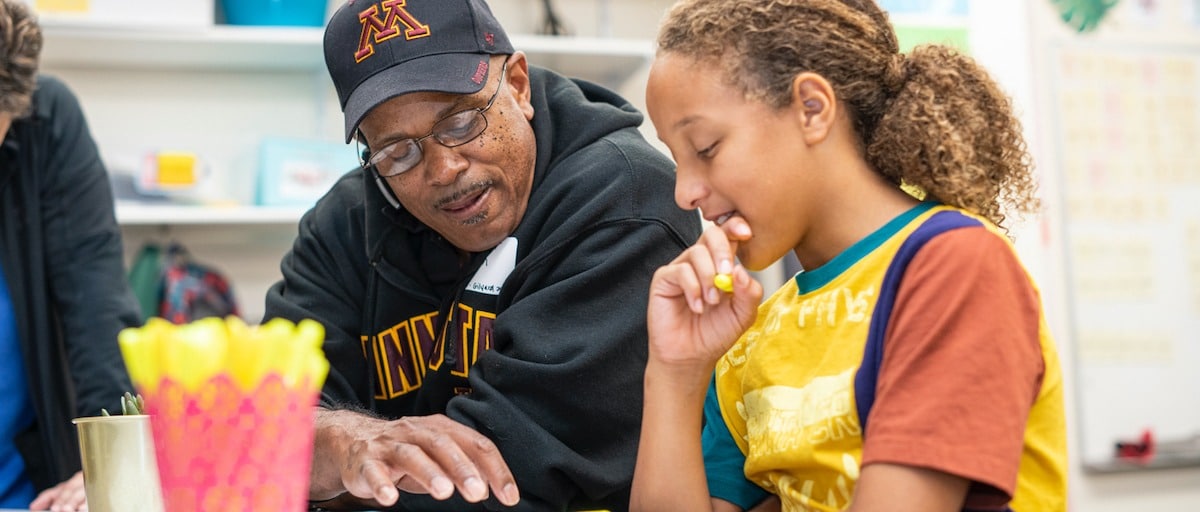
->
xmin=265 ymin=0 xmax=701 ymax=510
xmin=0 ymin=1 xmax=139 ymax=509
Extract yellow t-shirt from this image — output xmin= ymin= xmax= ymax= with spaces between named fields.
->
xmin=703 ymin=204 xmax=1067 ymax=511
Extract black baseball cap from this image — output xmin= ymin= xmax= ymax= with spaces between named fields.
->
xmin=324 ymin=0 xmax=515 ymax=142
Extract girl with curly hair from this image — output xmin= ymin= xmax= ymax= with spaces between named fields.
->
xmin=631 ymin=1 xmax=1068 ymax=511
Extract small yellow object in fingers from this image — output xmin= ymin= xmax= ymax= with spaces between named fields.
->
xmin=713 ymin=273 xmax=734 ymax=293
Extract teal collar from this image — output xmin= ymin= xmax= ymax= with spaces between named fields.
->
xmin=793 ymin=202 xmax=936 ymax=294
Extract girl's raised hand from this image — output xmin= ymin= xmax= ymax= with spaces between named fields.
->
xmin=646 ymin=218 xmax=763 ymax=375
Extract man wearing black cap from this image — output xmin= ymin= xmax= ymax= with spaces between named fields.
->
xmin=264 ymin=0 xmax=700 ymax=510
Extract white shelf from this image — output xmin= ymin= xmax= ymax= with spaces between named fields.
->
xmin=116 ymin=203 xmax=307 ymax=225
xmin=41 ymin=25 xmax=326 ymax=72
xmin=514 ymin=34 xmax=653 ymax=86
xmin=40 ymin=24 xmax=653 ymax=85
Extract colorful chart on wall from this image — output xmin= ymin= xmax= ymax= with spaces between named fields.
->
xmin=1042 ymin=0 xmax=1200 ymax=472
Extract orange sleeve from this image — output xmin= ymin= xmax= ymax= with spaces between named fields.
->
xmin=859 ymin=226 xmax=1044 ymax=505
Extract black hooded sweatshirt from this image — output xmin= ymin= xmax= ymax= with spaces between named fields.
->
xmin=265 ymin=67 xmax=700 ymax=511
xmin=0 ymin=75 xmax=137 ymax=492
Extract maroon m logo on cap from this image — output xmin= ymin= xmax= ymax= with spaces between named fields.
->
xmin=355 ymin=0 xmax=431 ymax=63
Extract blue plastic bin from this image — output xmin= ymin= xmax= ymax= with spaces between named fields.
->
xmin=221 ymin=0 xmax=327 ymax=27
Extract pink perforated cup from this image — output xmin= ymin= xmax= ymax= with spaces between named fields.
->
xmin=142 ymin=374 xmax=318 ymax=512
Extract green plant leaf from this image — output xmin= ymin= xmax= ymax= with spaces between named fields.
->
xmin=121 ymin=391 xmax=145 ymax=415
xmin=107 ymin=391 xmax=146 ymax=416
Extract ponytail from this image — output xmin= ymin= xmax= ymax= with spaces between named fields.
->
xmin=865 ymin=45 xmax=1038 ymax=232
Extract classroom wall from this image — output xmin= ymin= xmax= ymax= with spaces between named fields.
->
xmin=973 ymin=1 xmax=1200 ymax=511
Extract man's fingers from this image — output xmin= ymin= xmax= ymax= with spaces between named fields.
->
xmin=337 ymin=414 xmax=518 ymax=505
xmin=390 ymin=442 xmax=458 ymax=500
xmin=356 ymin=438 xmax=458 ymax=501
xmin=349 ymin=459 xmax=400 ymax=506
xmin=416 ymin=420 xmax=493 ymax=502
xmin=461 ymin=433 xmax=520 ymax=506
xmin=495 ymin=481 xmax=521 ymax=507
xmin=406 ymin=416 xmax=519 ymax=504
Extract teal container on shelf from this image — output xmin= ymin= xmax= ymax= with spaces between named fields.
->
xmin=221 ymin=0 xmax=327 ymax=27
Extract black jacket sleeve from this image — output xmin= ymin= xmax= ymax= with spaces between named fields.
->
xmin=36 ymin=76 xmax=138 ymax=417
xmin=263 ymin=172 xmax=373 ymax=409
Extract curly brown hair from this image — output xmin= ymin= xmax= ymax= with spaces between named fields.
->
xmin=656 ymin=0 xmax=1039 ymax=231
xmin=0 ymin=0 xmax=40 ymax=116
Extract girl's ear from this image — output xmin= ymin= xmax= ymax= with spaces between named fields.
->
xmin=790 ymin=72 xmax=837 ymax=146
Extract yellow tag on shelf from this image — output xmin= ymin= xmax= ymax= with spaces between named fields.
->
xmin=156 ymin=152 xmax=198 ymax=186
xmin=35 ymin=0 xmax=89 ymax=13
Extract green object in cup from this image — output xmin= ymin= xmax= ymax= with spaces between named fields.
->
xmin=100 ymin=391 xmax=146 ymax=416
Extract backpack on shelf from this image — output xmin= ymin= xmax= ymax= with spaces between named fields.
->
xmin=127 ymin=241 xmax=239 ymax=324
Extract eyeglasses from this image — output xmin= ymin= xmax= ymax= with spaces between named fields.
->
xmin=363 ymin=61 xmax=508 ymax=178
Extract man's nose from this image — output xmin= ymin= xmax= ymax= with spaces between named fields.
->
xmin=421 ymin=141 xmax=470 ymax=186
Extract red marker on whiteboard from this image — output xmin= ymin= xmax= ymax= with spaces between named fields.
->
xmin=1114 ymin=429 xmax=1155 ymax=463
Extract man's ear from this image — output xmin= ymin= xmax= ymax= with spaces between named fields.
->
xmin=504 ymin=52 xmax=536 ymax=120
xmin=790 ymin=72 xmax=837 ymax=146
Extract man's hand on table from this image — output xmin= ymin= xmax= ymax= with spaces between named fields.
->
xmin=309 ymin=408 xmax=520 ymax=509
xmin=28 ymin=471 xmax=87 ymax=511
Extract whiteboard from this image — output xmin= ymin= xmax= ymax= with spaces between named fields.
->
xmin=1042 ymin=7 xmax=1200 ymax=471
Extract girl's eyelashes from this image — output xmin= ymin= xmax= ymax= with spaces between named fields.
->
xmin=696 ymin=141 xmax=718 ymax=158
